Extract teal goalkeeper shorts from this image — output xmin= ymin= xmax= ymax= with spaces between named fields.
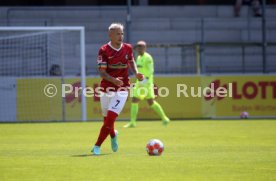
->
xmin=131 ymin=82 xmax=155 ymax=100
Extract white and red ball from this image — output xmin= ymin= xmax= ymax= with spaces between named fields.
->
xmin=146 ymin=139 xmax=164 ymax=156
xmin=240 ymin=111 xmax=249 ymax=119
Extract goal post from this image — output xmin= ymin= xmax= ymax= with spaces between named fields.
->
xmin=0 ymin=26 xmax=86 ymax=122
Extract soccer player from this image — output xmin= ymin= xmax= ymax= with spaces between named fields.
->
xmin=124 ymin=41 xmax=170 ymax=128
xmin=92 ymin=23 xmax=144 ymax=155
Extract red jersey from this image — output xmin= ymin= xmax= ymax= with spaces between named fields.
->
xmin=97 ymin=42 xmax=134 ymax=92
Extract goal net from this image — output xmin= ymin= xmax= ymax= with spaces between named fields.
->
xmin=0 ymin=27 xmax=86 ymax=122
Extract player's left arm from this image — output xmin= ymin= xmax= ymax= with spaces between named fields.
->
xmin=129 ymin=60 xmax=144 ymax=81
xmin=127 ymin=46 xmax=144 ymax=81
xmin=145 ymin=56 xmax=154 ymax=77
xmin=139 ymin=56 xmax=153 ymax=85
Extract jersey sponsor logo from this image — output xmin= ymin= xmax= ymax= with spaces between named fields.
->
xmin=108 ymin=63 xmax=128 ymax=69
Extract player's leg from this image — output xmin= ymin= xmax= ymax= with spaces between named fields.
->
xmin=131 ymin=97 xmax=140 ymax=125
xmin=147 ymin=99 xmax=170 ymax=125
xmin=108 ymin=91 xmax=128 ymax=152
xmin=146 ymin=84 xmax=170 ymax=125
xmin=92 ymin=92 xmax=110 ymax=155
xmin=124 ymin=83 xmax=141 ymax=128
xmin=124 ymin=97 xmax=140 ymax=128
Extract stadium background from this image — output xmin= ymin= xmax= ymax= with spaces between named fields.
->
xmin=0 ymin=0 xmax=276 ymax=122
xmin=0 ymin=2 xmax=276 ymax=181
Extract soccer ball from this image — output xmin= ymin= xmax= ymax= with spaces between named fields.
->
xmin=240 ymin=111 xmax=249 ymax=119
xmin=146 ymin=139 xmax=164 ymax=156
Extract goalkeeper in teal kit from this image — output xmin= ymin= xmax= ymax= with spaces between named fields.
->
xmin=124 ymin=41 xmax=170 ymax=128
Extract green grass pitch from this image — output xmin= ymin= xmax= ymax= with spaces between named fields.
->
xmin=0 ymin=120 xmax=276 ymax=181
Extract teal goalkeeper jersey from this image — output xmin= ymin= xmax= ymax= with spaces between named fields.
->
xmin=135 ymin=52 xmax=154 ymax=85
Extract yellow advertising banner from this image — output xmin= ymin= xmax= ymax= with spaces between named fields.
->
xmin=201 ymin=75 xmax=276 ymax=118
xmin=17 ymin=78 xmax=62 ymax=121
xmin=87 ymin=76 xmax=202 ymax=120
xmin=17 ymin=75 xmax=276 ymax=121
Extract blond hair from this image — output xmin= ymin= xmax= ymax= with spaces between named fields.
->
xmin=108 ymin=23 xmax=124 ymax=31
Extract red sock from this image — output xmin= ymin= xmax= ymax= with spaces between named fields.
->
xmin=95 ymin=111 xmax=118 ymax=146
xmin=95 ymin=124 xmax=110 ymax=147
xmin=108 ymin=111 xmax=117 ymax=138
xmin=103 ymin=116 xmax=115 ymax=138
xmin=110 ymin=120 xmax=116 ymax=138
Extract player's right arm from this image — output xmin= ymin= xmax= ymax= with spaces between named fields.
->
xmin=98 ymin=69 xmax=123 ymax=87
xmin=126 ymin=45 xmax=144 ymax=81
xmin=97 ymin=47 xmax=123 ymax=87
xmin=145 ymin=55 xmax=154 ymax=77
xmin=139 ymin=55 xmax=154 ymax=85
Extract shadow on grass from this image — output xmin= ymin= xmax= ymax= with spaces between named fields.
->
xmin=71 ymin=153 xmax=111 ymax=157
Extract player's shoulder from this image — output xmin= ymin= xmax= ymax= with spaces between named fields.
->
xmin=144 ymin=52 xmax=153 ymax=60
xmin=144 ymin=52 xmax=152 ymax=58
xmin=99 ymin=43 xmax=109 ymax=51
xmin=123 ymin=43 xmax=133 ymax=50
